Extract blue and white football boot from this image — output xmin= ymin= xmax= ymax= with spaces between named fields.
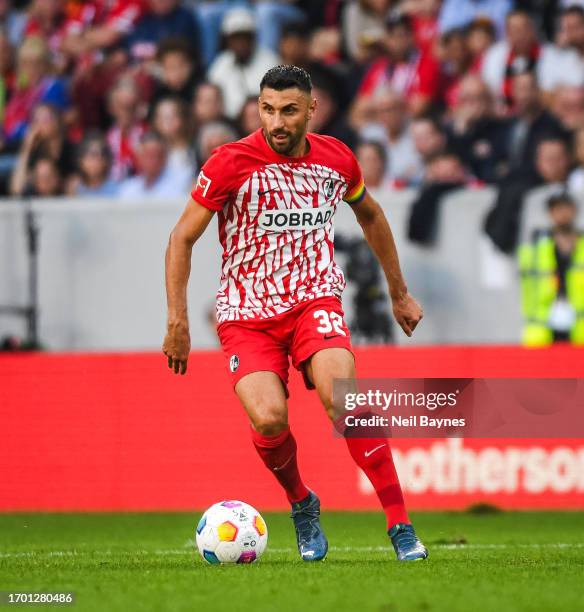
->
xmin=389 ymin=523 xmax=429 ymax=561
xmin=290 ymin=491 xmax=328 ymax=561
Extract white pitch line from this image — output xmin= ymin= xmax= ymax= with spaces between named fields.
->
xmin=1 ymin=543 xmax=584 ymax=558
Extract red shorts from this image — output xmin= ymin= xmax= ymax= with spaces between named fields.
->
xmin=217 ymin=296 xmax=353 ymax=393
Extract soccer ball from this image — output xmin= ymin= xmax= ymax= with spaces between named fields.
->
xmin=195 ymin=500 xmax=268 ymax=564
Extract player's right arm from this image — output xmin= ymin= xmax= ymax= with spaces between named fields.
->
xmin=163 ymin=199 xmax=215 ymax=375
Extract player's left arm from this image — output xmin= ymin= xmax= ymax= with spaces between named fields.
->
xmin=350 ymin=190 xmax=423 ymax=337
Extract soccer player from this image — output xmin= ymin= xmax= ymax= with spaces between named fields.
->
xmin=163 ymin=65 xmax=428 ymax=562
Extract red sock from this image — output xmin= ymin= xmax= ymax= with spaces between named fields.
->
xmin=345 ymin=437 xmax=409 ymax=530
xmin=251 ymin=426 xmax=310 ymax=503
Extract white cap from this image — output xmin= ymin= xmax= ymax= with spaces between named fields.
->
xmin=221 ymin=8 xmax=256 ymax=36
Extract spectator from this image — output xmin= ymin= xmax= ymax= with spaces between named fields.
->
xmin=278 ymin=20 xmax=340 ymax=74
xmin=10 ymin=102 xmax=75 ymax=196
xmin=127 ymin=0 xmax=200 ymax=65
xmin=119 ymin=131 xmax=192 ymax=199
xmin=342 ymin=0 xmax=392 ymax=62
xmin=501 ymin=73 xmax=568 ymax=179
xmin=482 ymin=10 xmax=584 ymax=111
xmin=466 ymin=18 xmax=497 ymax=72
xmin=424 ymin=150 xmax=468 ymax=184
xmin=446 ymin=75 xmax=507 ymax=183
xmin=356 ymin=140 xmax=388 ymax=189
xmin=278 ymin=20 xmax=309 ymax=68
xmin=2 ymin=36 xmax=69 ymax=146
xmin=535 ymin=138 xmax=571 ymax=188
xmin=438 ymin=27 xmax=474 ymax=111
xmin=0 ymin=29 xmax=15 ymax=124
xmin=0 ymin=0 xmax=25 ymax=46
xmin=191 ymin=81 xmax=226 ymax=130
xmin=106 ymin=77 xmax=147 ymax=181
xmin=486 ymin=135 xmax=571 ymax=254
xmin=152 ymin=96 xmax=195 ymax=176
xmin=208 ymin=8 xmax=279 ymax=119
xmin=556 ymin=5 xmax=584 ymax=60
xmin=150 ymin=37 xmax=201 ymax=108
xmin=309 ymin=25 xmax=343 ymax=66
xmin=70 ymin=45 xmax=131 ymax=133
xmin=61 ymin=0 xmax=146 ymax=62
xmin=253 ymin=1 xmax=306 ymax=55
xmin=518 ymin=193 xmax=584 ymax=346
xmin=485 ymin=73 xmax=570 ymax=253
xmin=237 ymin=96 xmax=261 ymax=136
xmin=196 ymin=120 xmax=238 ymax=165
xmin=351 ymin=13 xmax=441 ymax=121
xmin=279 ymin=23 xmax=352 ymax=110
xmin=438 ymin=0 xmax=512 ymax=38
xmin=410 ymin=115 xmax=447 ymax=183
xmin=23 ymin=0 xmax=70 ymax=72
xmin=408 ymin=150 xmax=469 ymax=244
xmin=568 ymin=126 xmax=584 ymax=193
xmin=193 ymin=0 xmax=303 ymax=67
xmin=401 ymin=0 xmax=441 ymax=54
xmin=25 ymin=155 xmax=62 ymax=197
xmin=67 ymin=132 xmax=119 ymax=196
xmin=551 ymin=85 xmax=584 ymax=132
xmin=307 ymin=69 xmax=357 ymax=148
xmin=360 ymin=88 xmax=421 ymax=184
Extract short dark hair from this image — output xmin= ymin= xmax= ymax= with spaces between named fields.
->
xmin=156 ymin=37 xmax=196 ymax=63
xmin=77 ymin=130 xmax=112 ymax=162
xmin=547 ymin=193 xmax=577 ymax=210
xmin=562 ymin=5 xmax=584 ymax=21
xmin=441 ymin=27 xmax=466 ymax=45
xmin=281 ymin=21 xmax=309 ymax=40
xmin=385 ymin=11 xmax=412 ymax=32
xmin=260 ymin=65 xmax=312 ymax=93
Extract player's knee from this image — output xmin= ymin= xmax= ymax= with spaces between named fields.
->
xmin=252 ymin=410 xmax=287 ymax=436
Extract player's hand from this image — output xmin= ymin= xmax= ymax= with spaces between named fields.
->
xmin=392 ymin=293 xmax=423 ymax=337
xmin=162 ymin=322 xmax=191 ymax=375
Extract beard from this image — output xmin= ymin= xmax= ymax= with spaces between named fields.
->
xmin=265 ymin=128 xmax=303 ymax=156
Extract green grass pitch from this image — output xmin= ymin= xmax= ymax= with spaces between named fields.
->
xmin=1 ymin=511 xmax=583 ymax=612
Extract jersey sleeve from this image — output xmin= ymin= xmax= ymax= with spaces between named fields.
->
xmin=191 ymin=148 xmax=234 ymax=212
xmin=343 ymin=148 xmax=366 ymax=205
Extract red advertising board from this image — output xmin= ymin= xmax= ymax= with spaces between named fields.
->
xmin=1 ymin=346 xmax=583 ymax=511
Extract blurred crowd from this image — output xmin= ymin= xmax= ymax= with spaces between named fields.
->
xmin=2 ymin=1 xmax=584 ymax=250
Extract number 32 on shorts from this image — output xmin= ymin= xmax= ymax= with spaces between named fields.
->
xmin=313 ymin=310 xmax=346 ymax=336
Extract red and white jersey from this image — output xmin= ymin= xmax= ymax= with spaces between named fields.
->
xmin=192 ymin=129 xmax=366 ymax=323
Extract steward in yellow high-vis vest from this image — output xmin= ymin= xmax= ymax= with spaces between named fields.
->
xmin=518 ymin=194 xmax=584 ymax=346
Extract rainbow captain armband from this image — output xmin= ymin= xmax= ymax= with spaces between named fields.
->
xmin=344 ymin=179 xmax=366 ymax=205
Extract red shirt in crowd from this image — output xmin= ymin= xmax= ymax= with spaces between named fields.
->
xmin=65 ymin=0 xmax=146 ymax=36
xmin=358 ymin=50 xmax=442 ymax=102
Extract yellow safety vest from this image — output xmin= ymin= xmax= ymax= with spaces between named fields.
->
xmin=518 ymin=233 xmax=584 ymax=346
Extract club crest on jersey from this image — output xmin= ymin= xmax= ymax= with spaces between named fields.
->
xmin=229 ymin=355 xmax=239 ymax=372
xmin=257 ymin=204 xmax=334 ymax=232
xmin=323 ymin=178 xmax=336 ymax=199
